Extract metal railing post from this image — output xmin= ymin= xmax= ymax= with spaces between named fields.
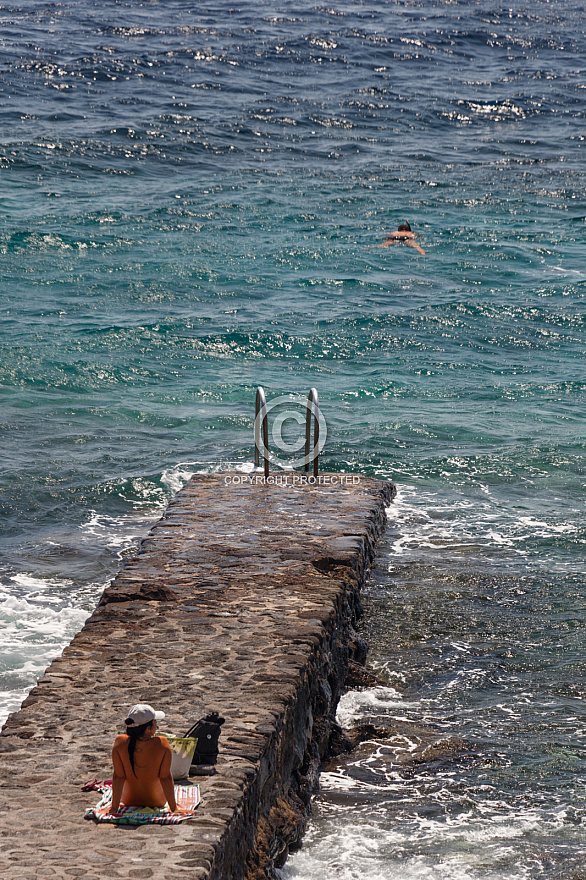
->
xmin=254 ymin=386 xmax=269 ymax=477
xmin=304 ymin=387 xmax=320 ymax=478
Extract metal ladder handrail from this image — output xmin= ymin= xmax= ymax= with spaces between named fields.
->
xmin=304 ymin=387 xmax=320 ymax=478
xmin=254 ymin=386 xmax=270 ymax=477
xmin=255 ymin=386 xmax=320 ymax=477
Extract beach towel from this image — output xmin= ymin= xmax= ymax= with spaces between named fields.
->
xmin=82 ymin=780 xmax=200 ymax=825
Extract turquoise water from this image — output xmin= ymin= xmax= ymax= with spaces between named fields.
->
xmin=1 ymin=1 xmax=585 ymax=876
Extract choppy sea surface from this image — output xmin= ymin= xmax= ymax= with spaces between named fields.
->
xmin=1 ymin=1 xmax=585 ymax=876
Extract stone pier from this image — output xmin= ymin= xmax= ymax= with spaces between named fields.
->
xmin=0 ymin=473 xmax=395 ymax=880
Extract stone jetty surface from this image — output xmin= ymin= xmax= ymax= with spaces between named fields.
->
xmin=0 ymin=473 xmax=395 ymax=880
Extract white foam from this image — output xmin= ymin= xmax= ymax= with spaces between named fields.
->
xmin=79 ymin=510 xmax=153 ymax=549
xmin=336 ymin=687 xmax=406 ymax=729
xmin=161 ymin=460 xmax=258 ymax=496
xmin=384 ymin=484 xmax=578 ymax=569
xmin=161 ymin=464 xmax=195 ymax=496
xmin=281 ymin=798 xmax=557 ymax=880
xmin=0 ymin=575 xmax=102 ymax=725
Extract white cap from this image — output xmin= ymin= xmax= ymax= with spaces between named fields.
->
xmin=125 ymin=703 xmax=165 ymax=726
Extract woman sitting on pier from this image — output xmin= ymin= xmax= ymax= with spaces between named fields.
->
xmin=110 ymin=703 xmax=177 ymax=814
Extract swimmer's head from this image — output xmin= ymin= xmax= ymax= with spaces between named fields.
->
xmin=398 ymin=222 xmax=411 ymax=232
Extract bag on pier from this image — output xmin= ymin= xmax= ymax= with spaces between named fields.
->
xmin=185 ymin=711 xmax=225 ymax=766
xmin=162 ymin=734 xmax=198 ymax=779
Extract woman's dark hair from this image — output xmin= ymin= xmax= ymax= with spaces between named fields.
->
xmin=124 ymin=719 xmax=151 ymax=774
xmin=398 ymin=221 xmax=411 ymax=232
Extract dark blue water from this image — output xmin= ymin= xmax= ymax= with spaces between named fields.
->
xmin=1 ymin=1 xmax=585 ymax=875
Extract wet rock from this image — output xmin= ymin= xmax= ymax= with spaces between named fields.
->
xmin=324 ymin=721 xmax=355 ymax=760
xmin=344 ymin=660 xmax=388 ymax=690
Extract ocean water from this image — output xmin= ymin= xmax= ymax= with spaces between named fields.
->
xmin=1 ymin=0 xmax=585 ymax=875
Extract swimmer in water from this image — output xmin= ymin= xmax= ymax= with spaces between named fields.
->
xmin=375 ymin=221 xmax=426 ymax=255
